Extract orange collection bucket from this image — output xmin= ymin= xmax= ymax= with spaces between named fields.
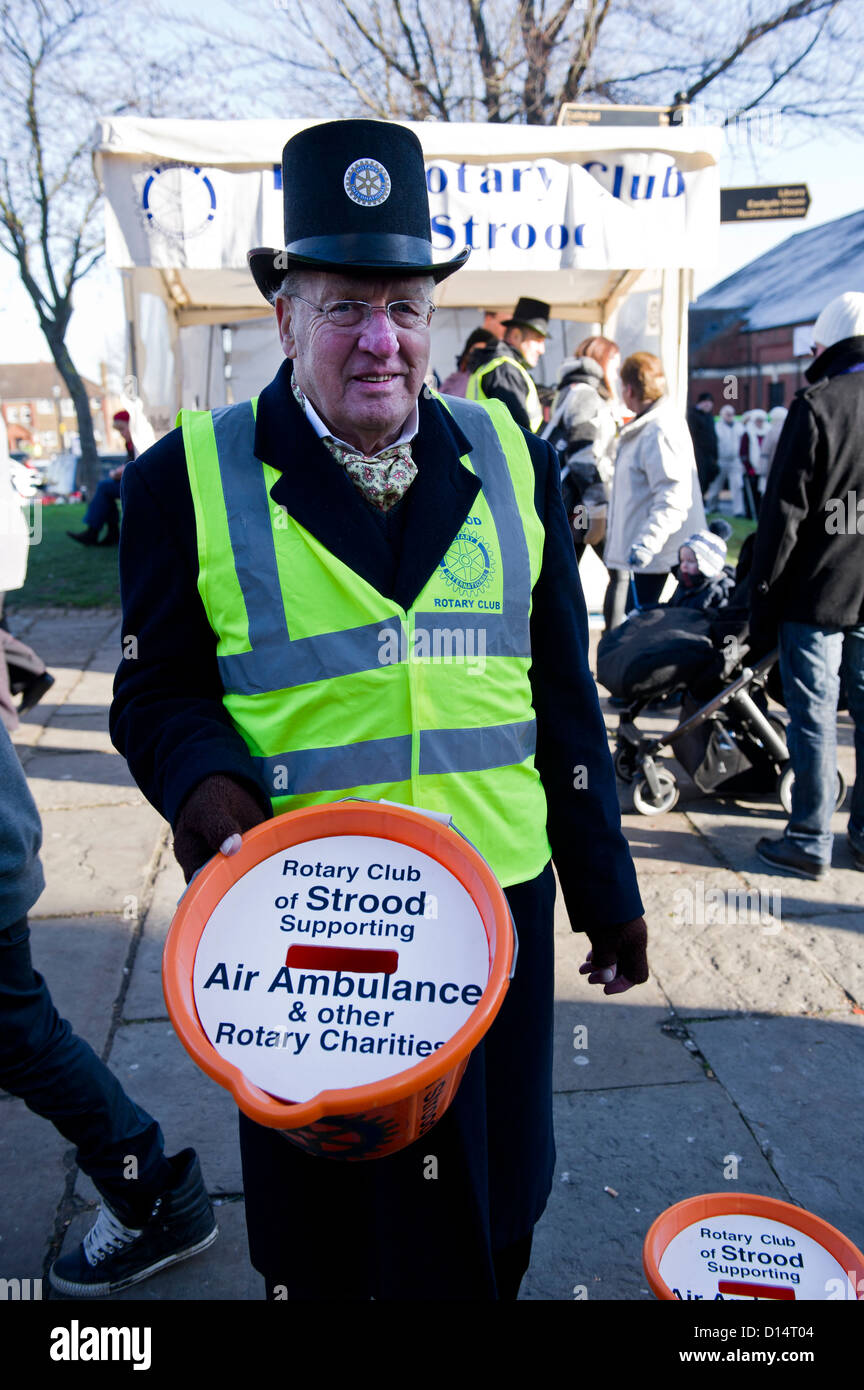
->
xmin=643 ymin=1193 xmax=864 ymax=1301
xmin=163 ymin=800 xmax=515 ymax=1160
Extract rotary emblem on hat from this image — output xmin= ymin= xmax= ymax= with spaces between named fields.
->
xmin=344 ymin=157 xmax=391 ymax=208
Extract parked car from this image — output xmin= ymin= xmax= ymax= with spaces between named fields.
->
xmin=40 ymin=452 xmax=128 ymax=500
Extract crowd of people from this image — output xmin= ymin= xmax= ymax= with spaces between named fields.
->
xmin=449 ymin=282 xmax=864 ymax=889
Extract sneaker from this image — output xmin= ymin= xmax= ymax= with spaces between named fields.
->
xmin=49 ymin=1149 xmax=217 ymax=1297
xmin=67 ymin=529 xmax=99 ymax=546
xmin=756 ymin=836 xmax=827 ymax=881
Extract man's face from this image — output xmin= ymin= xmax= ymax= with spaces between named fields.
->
xmin=720 ymin=405 xmax=735 ymax=423
xmin=513 ymin=329 xmax=546 ymax=369
xmin=697 ymin=398 xmax=713 ymax=413
xmin=276 ymin=271 xmax=433 ymax=455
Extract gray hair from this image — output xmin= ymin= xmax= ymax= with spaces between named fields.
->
xmin=269 ymin=268 xmax=311 ymax=307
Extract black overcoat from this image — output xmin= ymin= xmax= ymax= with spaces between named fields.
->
xmin=750 ymin=335 xmax=864 ymax=643
xmin=110 ymin=360 xmax=643 ymax=1297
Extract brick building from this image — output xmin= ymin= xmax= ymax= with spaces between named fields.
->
xmin=0 ymin=363 xmax=107 ymax=456
xmin=689 ymin=207 xmax=864 ymax=413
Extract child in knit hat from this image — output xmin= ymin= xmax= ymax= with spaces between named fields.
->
xmin=669 ymin=524 xmax=735 ymax=611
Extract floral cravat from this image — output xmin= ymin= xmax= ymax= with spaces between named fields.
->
xmin=292 ymin=379 xmax=417 ymax=512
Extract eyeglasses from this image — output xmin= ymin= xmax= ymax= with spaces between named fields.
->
xmin=289 ymin=296 xmax=436 ymax=332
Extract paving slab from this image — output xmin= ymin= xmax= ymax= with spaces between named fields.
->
xmin=687 ymin=1013 xmax=864 ymax=1251
xmin=553 ymin=895 xmax=696 ymax=1091
xmin=645 ymin=880 xmax=853 ymax=1020
xmin=27 ymin=915 xmax=134 ymax=1054
xmin=32 ymin=802 xmax=164 ymax=919
xmin=10 ymin=612 xmax=119 ymax=669
xmin=22 ymin=752 xmax=144 ymax=811
xmin=58 ymin=668 xmax=117 ymax=708
xmin=0 ymin=1097 xmax=69 ymax=1281
xmin=553 ymin=992 xmax=703 ymax=1094
xmin=615 ymin=810 xmax=721 ymax=874
xmin=524 ymin=1082 xmax=789 ymax=1302
xmin=123 ymin=847 xmax=184 ymax=1022
xmin=43 ymin=709 xmax=117 ymax=735
xmin=95 ymin=1022 xmax=244 ymax=1194
xmin=52 ymin=1198 xmax=259 ymax=1302
xmin=686 ymin=799 xmax=864 ymax=912
xmin=784 ymin=913 xmax=864 ymax=1011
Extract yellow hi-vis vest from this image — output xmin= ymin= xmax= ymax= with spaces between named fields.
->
xmin=180 ymin=393 xmax=551 ymax=887
xmin=467 ymin=354 xmax=543 ymax=433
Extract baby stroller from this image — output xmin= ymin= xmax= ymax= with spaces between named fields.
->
xmin=597 ymin=603 xmax=847 ymax=816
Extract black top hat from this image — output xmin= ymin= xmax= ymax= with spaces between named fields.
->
xmin=502 ymin=297 xmax=552 ymax=338
xmin=248 ymin=119 xmax=470 ymax=301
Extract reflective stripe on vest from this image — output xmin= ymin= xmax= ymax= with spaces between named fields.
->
xmin=181 ymin=392 xmax=550 ymax=885
xmin=467 ymin=354 xmax=543 ymax=433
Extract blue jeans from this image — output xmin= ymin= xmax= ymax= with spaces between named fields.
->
xmin=83 ymin=477 xmax=121 ymax=534
xmin=779 ymin=622 xmax=864 ymax=863
xmin=0 ymin=915 xmax=172 ymax=1221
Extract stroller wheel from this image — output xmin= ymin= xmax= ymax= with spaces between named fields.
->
xmin=777 ymin=765 xmax=847 ymax=816
xmin=632 ymin=769 xmax=679 ymax=815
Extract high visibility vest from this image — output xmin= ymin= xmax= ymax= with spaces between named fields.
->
xmin=467 ymin=354 xmax=543 ymax=433
xmin=180 ymin=393 xmax=551 ymax=887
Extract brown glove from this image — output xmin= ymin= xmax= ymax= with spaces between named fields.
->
xmin=173 ymin=774 xmax=269 ymax=883
xmin=579 ymin=916 xmax=649 ymax=995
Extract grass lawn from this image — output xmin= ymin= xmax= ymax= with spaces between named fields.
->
xmin=7 ymin=502 xmax=121 ymax=609
xmin=8 ymin=499 xmax=755 ymax=611
xmin=705 ymin=512 xmax=757 ymax=568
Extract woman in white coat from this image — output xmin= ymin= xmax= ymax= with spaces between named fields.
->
xmin=604 ymin=352 xmax=705 ymax=629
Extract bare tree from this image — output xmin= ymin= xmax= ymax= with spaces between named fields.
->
xmin=0 ymin=0 xmax=211 ymax=472
xmin=222 ymin=0 xmax=864 ymax=130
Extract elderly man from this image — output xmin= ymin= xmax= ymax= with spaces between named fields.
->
xmin=111 ymin=119 xmax=647 ymax=1300
xmin=467 ymin=297 xmax=551 ymax=432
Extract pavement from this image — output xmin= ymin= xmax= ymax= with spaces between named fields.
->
xmin=2 ymin=604 xmax=863 ymax=1303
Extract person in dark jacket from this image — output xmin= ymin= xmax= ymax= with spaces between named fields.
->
xmin=110 ymin=120 xmax=648 ymax=1301
xmin=686 ymin=392 xmax=719 ymax=498
xmin=750 ymin=291 xmax=864 ymax=878
xmin=0 ymin=723 xmax=216 ymax=1296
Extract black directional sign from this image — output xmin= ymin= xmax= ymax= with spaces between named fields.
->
xmin=720 ymin=185 xmax=811 ymax=223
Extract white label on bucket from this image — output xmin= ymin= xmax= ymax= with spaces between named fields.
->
xmin=658 ymin=1212 xmax=856 ymax=1301
xmin=192 ymin=834 xmax=491 ymax=1103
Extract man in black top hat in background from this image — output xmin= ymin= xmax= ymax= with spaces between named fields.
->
xmin=111 ymin=118 xmax=647 ymax=1300
xmin=467 ymin=297 xmax=551 ymax=433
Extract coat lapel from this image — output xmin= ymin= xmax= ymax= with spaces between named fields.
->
xmin=253 ymin=362 xmax=481 ymax=609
